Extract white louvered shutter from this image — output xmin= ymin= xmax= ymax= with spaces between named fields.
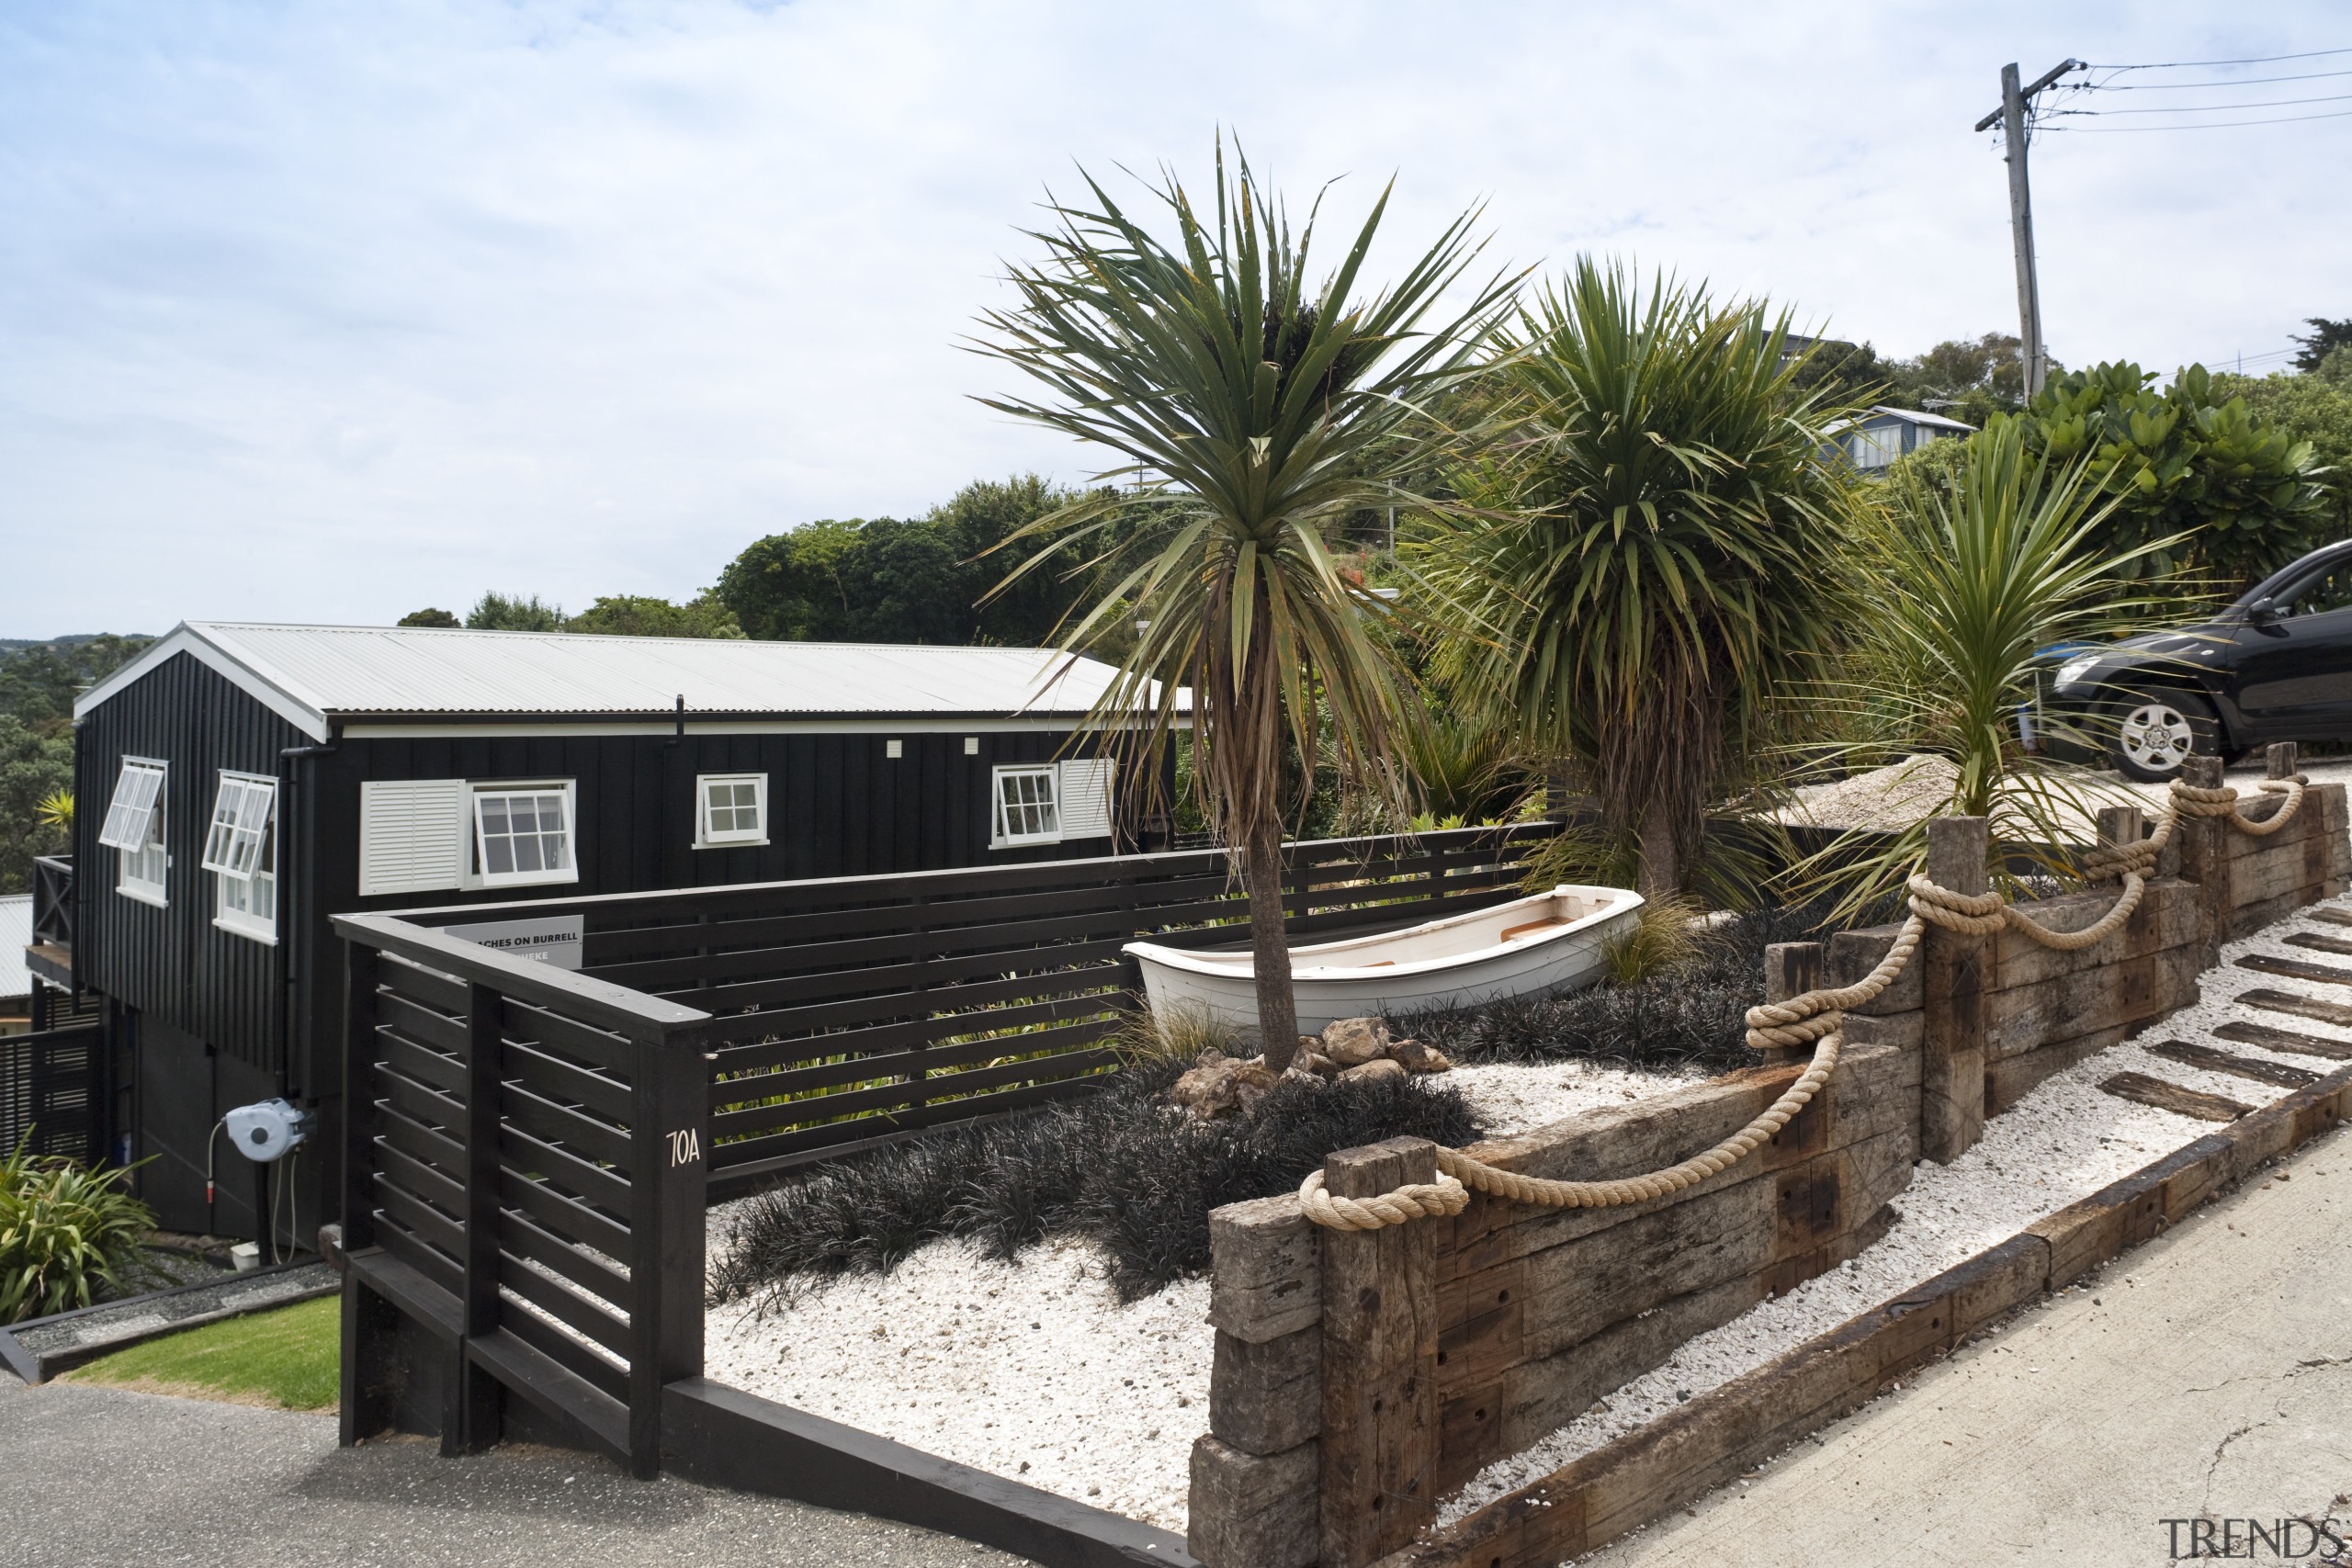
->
xmin=1056 ymin=757 xmax=1115 ymax=840
xmin=358 ymin=780 xmax=468 ymax=897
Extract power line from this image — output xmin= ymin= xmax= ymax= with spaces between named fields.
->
xmin=2042 ymin=107 xmax=2352 ymax=131
xmin=2091 ymin=67 xmax=2352 ymax=89
xmin=2085 ymin=47 xmax=2352 ymax=71
xmin=2073 ymin=90 xmax=2352 ymax=113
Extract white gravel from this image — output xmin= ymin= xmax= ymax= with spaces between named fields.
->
xmin=1435 ymin=895 xmax=2352 ymax=1524
xmin=705 ymin=892 xmax=2352 ymax=1539
xmin=701 ymin=1056 xmax=1699 ymax=1529
xmin=1446 ymin=1059 xmax=1706 ymax=1136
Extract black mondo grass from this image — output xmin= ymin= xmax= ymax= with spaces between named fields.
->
xmin=710 ymin=1057 xmax=1481 ymax=1306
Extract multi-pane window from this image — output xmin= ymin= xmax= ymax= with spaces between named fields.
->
xmin=991 ymin=766 xmax=1061 ymax=846
xmin=470 ymin=784 xmax=577 ymax=887
xmin=1849 ymin=425 xmax=1904 ymax=469
xmin=100 ymin=760 xmax=169 ymax=905
xmin=696 ymin=774 xmax=767 ymax=847
xmin=203 ymin=772 xmax=278 ymax=942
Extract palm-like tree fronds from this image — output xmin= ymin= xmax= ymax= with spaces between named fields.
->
xmin=1415 ymin=260 xmax=1863 ymax=897
xmin=1797 ymin=416 xmax=2190 ymax=919
xmin=972 ymin=140 xmax=1521 ymax=1065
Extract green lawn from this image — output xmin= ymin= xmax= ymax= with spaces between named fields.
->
xmin=69 ymin=1294 xmax=339 ymax=1411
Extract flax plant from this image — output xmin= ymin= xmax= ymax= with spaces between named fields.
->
xmin=1802 ymin=416 xmax=2188 ymax=918
xmin=974 ymin=141 xmax=1518 ymax=1067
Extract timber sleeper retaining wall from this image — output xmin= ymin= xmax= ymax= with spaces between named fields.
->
xmin=1194 ymin=777 xmax=2351 ymax=1568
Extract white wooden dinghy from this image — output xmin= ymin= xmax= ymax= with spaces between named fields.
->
xmin=1124 ymin=885 xmax=1645 ymax=1034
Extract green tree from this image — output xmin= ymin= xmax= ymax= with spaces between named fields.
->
xmin=2024 ymin=362 xmax=2332 ymax=592
xmin=0 ymin=715 xmax=73 ymax=894
xmin=564 ymin=592 xmax=745 ymax=638
xmin=2214 ymin=368 xmax=2352 ymax=536
xmin=976 ymin=141 xmax=1511 ymax=1065
xmin=396 ymin=607 xmax=462 ymax=627
xmin=465 ymin=592 xmax=565 ymax=631
xmin=2291 ymin=317 xmax=2352 ymax=374
xmin=0 ymin=636 xmax=152 ymax=739
xmin=1418 ymin=261 xmax=1861 ymax=899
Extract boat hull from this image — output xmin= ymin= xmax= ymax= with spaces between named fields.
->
xmin=1124 ymin=885 xmax=1644 ymax=1035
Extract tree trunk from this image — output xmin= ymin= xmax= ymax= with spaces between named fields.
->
xmin=1245 ymin=807 xmax=1303 ymax=1072
xmin=1635 ymin=795 xmax=1681 ymax=900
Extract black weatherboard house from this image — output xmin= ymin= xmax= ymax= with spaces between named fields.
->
xmin=47 ymin=621 xmax=1159 ymax=1244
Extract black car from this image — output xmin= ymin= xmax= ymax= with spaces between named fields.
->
xmin=2045 ymin=539 xmax=2352 ymax=781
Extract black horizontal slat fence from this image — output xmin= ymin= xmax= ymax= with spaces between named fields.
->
xmin=383 ymin=823 xmax=1560 ymax=1196
xmin=334 ymin=912 xmax=711 ymax=1477
xmin=332 ymin=821 xmax=1559 ymax=1554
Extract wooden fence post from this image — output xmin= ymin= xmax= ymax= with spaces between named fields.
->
xmin=2178 ymin=755 xmax=2230 ymax=966
xmin=2095 ymin=804 xmax=2144 ymax=877
xmin=629 ymin=1031 xmax=711 ymax=1480
xmin=452 ymin=981 xmax=505 ymax=1456
xmin=1318 ymin=1137 xmax=1440 ymax=1568
xmin=1920 ymin=816 xmax=1990 ymax=1163
xmin=1758 ymin=943 xmax=1825 ymax=1065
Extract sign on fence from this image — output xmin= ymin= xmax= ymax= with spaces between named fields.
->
xmin=437 ymin=913 xmax=586 ymax=969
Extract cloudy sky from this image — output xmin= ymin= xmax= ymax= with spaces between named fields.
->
xmin=3 ymin=2 xmax=2346 ymax=638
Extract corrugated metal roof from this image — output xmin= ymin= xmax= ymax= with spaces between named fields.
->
xmin=0 ymin=895 xmax=29 ymax=1003
xmin=1825 ymin=405 xmax=1979 ymax=435
xmin=76 ymin=623 xmax=1168 ymax=739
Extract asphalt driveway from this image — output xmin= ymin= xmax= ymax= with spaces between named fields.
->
xmin=0 ymin=1374 xmax=1030 ymax=1568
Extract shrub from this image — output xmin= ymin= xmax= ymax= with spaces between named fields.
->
xmin=0 ymin=1142 xmax=156 ymax=1325
xmin=711 ymin=1056 xmax=1481 ymax=1305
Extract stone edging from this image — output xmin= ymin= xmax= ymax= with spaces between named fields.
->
xmin=1371 ymin=1062 xmax=2352 ymax=1568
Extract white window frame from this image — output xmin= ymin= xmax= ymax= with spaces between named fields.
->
xmin=467 ymin=780 xmax=580 ymax=890
xmin=201 ymin=771 xmax=277 ymax=881
xmin=694 ymin=773 xmax=768 ymax=849
xmin=990 ymin=764 xmax=1062 ymax=849
xmin=103 ymin=759 xmax=170 ymax=907
xmin=207 ymin=772 xmax=279 ymax=944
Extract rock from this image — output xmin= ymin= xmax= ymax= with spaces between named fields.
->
xmin=1279 ymin=1065 xmax=1325 ymax=1088
xmin=1391 ymin=1038 xmax=1453 ymax=1074
xmin=1320 ymin=1016 xmax=1392 ymax=1066
xmin=1230 ymin=1061 xmax=1279 ymax=1113
xmin=1340 ymin=1057 xmax=1406 ymax=1084
xmin=1299 ymin=1052 xmax=1340 ymax=1079
xmin=1170 ymin=1053 xmax=1280 ymax=1119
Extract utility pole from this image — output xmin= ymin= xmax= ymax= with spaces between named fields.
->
xmin=1974 ymin=59 xmax=2081 ymax=400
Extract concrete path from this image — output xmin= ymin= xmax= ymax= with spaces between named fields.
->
xmin=0 ymin=1375 xmax=1030 ymax=1568
xmin=1588 ymin=1120 xmax=2352 ymax=1566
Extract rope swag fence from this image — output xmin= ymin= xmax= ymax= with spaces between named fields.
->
xmin=1296 ymin=768 xmax=2312 ymax=1233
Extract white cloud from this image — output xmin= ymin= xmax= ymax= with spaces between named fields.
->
xmin=1 ymin=0 xmax=2345 ymax=635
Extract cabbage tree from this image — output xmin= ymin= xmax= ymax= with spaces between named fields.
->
xmin=974 ymin=141 xmax=1515 ymax=1067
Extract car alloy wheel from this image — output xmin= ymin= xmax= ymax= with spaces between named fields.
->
xmin=2117 ymin=699 xmax=2196 ymax=777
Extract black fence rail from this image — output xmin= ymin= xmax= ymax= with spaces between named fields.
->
xmin=390 ymin=823 xmax=1560 ymax=1195
xmin=333 ymin=913 xmax=711 ymax=1476
xmin=31 ymin=854 xmax=74 ymax=953
xmin=0 ymin=1023 xmax=102 ymax=1162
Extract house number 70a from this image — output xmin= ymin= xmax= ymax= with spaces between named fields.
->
xmin=666 ymin=1129 xmax=702 ymax=1167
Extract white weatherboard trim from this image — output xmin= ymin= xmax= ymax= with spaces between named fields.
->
xmin=74 ymin=625 xmax=334 ymax=741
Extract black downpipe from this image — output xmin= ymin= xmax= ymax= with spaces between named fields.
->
xmin=277 ymin=732 xmax=339 ymax=1252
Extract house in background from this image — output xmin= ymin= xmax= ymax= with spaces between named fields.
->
xmin=38 ymin=622 xmax=1170 ymax=1245
xmin=1826 ymin=405 xmax=1975 ymax=472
